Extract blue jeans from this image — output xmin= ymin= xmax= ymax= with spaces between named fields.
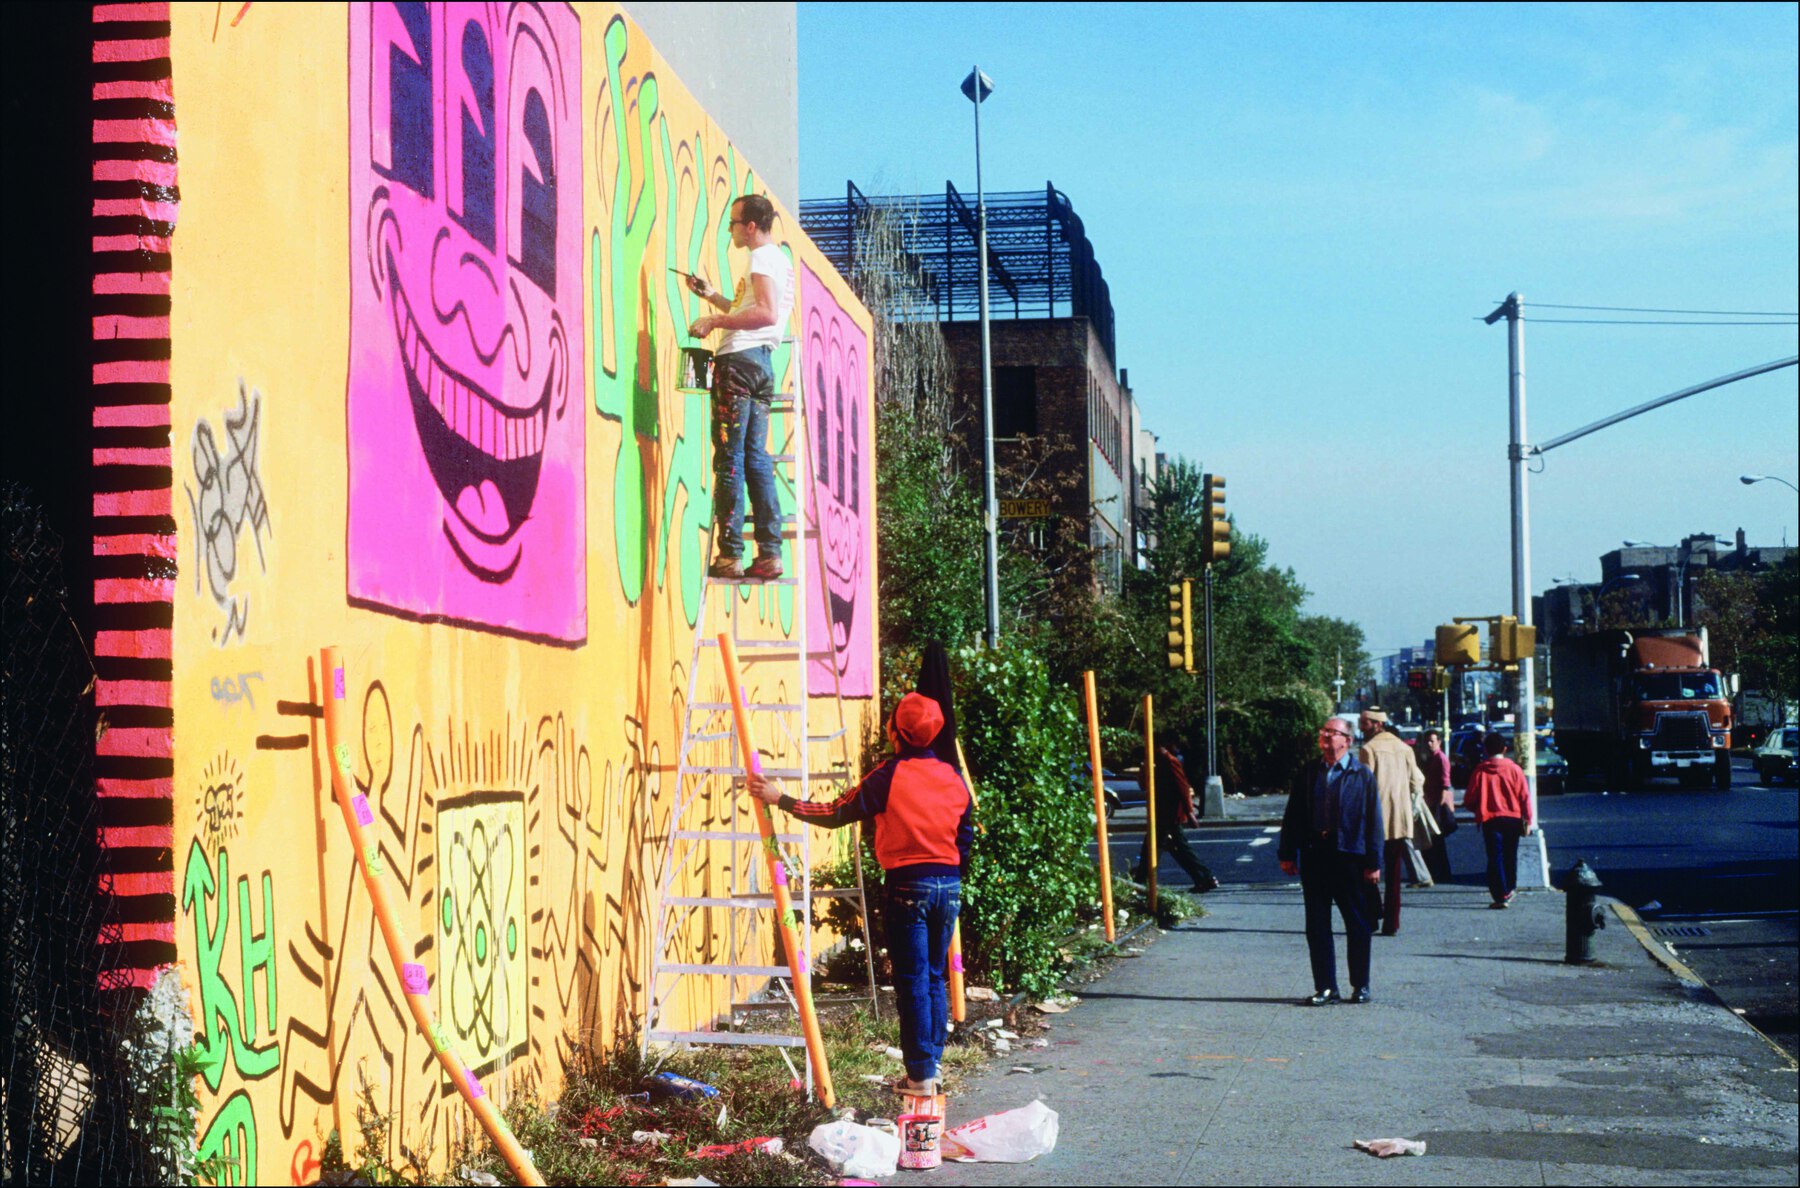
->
xmin=710 ymin=348 xmax=781 ymax=561
xmin=884 ymin=875 xmax=960 ymax=1082
xmin=1483 ymin=817 xmax=1524 ymax=903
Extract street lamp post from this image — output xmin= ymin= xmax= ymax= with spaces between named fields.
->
xmin=1741 ymin=473 xmax=1800 ymax=495
xmin=962 ymin=65 xmax=1000 ymax=649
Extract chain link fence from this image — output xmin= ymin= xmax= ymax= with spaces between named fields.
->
xmin=3 ymin=482 xmax=151 ymax=1184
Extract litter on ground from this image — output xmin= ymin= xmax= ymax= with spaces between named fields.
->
xmin=1353 ymin=1137 xmax=1427 ymax=1158
xmin=940 ymin=1101 xmax=1059 ymax=1163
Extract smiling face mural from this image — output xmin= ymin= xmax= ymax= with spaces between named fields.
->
xmin=800 ymin=263 xmax=874 ymax=697
xmin=348 ymin=1 xmax=585 ymax=642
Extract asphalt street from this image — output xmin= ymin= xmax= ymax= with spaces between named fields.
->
xmin=1101 ymin=755 xmax=1798 ymax=1058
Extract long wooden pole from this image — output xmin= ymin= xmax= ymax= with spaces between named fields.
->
xmin=947 ymin=739 xmax=982 ymax=1023
xmin=318 ymin=649 xmax=544 ymax=1187
xmin=1143 ymin=694 xmax=1157 ymax=917
xmin=1082 ymin=671 xmax=1116 ymax=942
xmin=717 ymin=632 xmax=836 ymax=1107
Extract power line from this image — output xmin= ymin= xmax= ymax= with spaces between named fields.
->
xmin=1523 ymin=317 xmax=1798 ymax=326
xmin=1521 ymin=302 xmax=1798 ymax=316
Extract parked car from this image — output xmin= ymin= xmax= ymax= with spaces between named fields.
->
xmin=1449 ymin=723 xmax=1517 ymax=789
xmin=1755 ymin=725 xmax=1798 ymax=786
xmin=1536 ymin=742 xmax=1568 ymax=796
xmin=1075 ymin=763 xmax=1147 ymax=818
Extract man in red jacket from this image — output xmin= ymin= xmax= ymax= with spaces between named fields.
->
xmin=1462 ymin=732 xmax=1534 ymax=908
xmin=747 ymin=692 xmax=973 ymax=1093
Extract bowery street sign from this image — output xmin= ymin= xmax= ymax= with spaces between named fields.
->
xmin=1000 ymin=498 xmax=1050 ymax=518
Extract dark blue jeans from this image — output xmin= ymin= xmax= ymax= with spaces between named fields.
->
xmin=884 ymin=875 xmax=960 ymax=1082
xmin=710 ymin=347 xmax=781 ymax=561
xmin=1483 ymin=817 xmax=1525 ymax=903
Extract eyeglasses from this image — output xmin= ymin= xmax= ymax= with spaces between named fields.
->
xmin=1318 ymin=729 xmax=1351 ymax=740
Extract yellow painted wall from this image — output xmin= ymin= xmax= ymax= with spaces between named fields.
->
xmin=166 ymin=5 xmax=876 ymax=1181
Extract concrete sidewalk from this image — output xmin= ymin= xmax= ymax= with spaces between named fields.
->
xmin=933 ymin=884 xmax=1798 ymax=1186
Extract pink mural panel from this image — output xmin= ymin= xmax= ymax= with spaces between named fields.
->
xmin=800 ymin=264 xmax=874 ymax=698
xmin=347 ymin=2 xmax=585 ymax=643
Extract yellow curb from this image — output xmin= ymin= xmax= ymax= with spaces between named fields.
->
xmin=1611 ymin=901 xmax=1800 ymax=1071
xmin=1610 ymin=901 xmax=1706 ymax=986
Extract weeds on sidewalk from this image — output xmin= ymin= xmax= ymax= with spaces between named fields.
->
xmin=319 ymin=1008 xmax=988 ymax=1186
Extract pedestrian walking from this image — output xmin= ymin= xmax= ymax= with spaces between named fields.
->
xmin=746 ymin=692 xmax=972 ymax=1092
xmin=1131 ymin=744 xmax=1220 ymax=892
xmin=1358 ymin=708 xmax=1427 ymax=935
xmin=1278 ymin=716 xmax=1384 ymax=1005
xmin=1417 ymin=729 xmax=1457 ymax=884
xmin=1463 ymin=731 xmax=1534 ymax=908
xmin=686 ymin=193 xmax=794 ymax=581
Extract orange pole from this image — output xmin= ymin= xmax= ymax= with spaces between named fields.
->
xmin=946 ymin=739 xmax=982 ymax=1023
xmin=1143 ymin=694 xmax=1157 ymax=917
xmin=717 ymin=632 xmax=837 ymax=1107
xmin=1082 ymin=671 xmax=1116 ymax=942
xmin=318 ymin=649 xmax=544 ymax=1187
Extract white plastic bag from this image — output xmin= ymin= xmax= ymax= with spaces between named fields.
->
xmin=941 ymin=1100 xmax=1059 ymax=1163
xmin=807 ymin=1119 xmax=900 ymax=1178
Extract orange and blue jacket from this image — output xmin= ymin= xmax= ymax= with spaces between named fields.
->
xmin=779 ymin=743 xmax=974 ymax=882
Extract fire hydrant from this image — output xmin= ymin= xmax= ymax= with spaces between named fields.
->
xmin=1561 ymin=860 xmax=1606 ymax=964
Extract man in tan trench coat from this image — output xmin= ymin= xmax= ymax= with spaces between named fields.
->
xmin=1359 ymin=708 xmax=1427 ymax=936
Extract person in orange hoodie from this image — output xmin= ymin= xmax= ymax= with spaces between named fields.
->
xmin=747 ymin=691 xmax=973 ymax=1094
xmin=1462 ymin=731 xmax=1535 ymax=908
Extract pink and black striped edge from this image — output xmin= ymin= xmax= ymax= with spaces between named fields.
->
xmin=91 ymin=1 xmax=177 ymax=990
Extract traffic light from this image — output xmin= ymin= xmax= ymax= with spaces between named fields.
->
xmin=1494 ymin=617 xmax=1538 ymax=665
xmin=1202 ymin=473 xmax=1229 ymax=563
xmin=1167 ymin=579 xmax=1194 ymax=671
xmin=1436 ymin=623 xmax=1480 ymax=666
xmin=1406 ymin=667 xmax=1430 ymax=691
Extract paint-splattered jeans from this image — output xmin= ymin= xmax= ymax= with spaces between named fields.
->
xmin=884 ymin=875 xmax=961 ymax=1083
xmin=710 ymin=347 xmax=781 ymax=562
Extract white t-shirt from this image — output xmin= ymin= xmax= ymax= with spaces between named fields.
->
xmin=717 ymin=243 xmax=793 ymax=357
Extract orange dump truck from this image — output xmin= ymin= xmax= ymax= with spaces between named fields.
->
xmin=1552 ymin=628 xmax=1735 ymax=790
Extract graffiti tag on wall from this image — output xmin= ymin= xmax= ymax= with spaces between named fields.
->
xmin=347 ymin=1 xmax=586 ymax=643
xmin=185 ymin=380 xmax=271 ymax=646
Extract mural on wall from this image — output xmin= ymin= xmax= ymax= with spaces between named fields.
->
xmin=436 ymin=790 xmax=528 ymax=1076
xmin=162 ymin=5 xmax=878 ymax=1181
xmin=800 ymin=263 xmax=873 ymax=697
xmin=347 ymin=2 xmax=587 ymax=644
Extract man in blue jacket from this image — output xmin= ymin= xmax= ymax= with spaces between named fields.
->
xmin=1278 ymin=715 xmax=1384 ymax=1005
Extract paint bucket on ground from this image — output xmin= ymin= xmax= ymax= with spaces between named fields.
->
xmin=897 ymin=1112 xmax=943 ymax=1170
xmin=865 ymin=1117 xmax=898 ymax=1140
xmin=678 ymin=346 xmax=714 ymax=391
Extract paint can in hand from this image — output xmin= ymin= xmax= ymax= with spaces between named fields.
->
xmin=678 ymin=346 xmax=714 ymax=391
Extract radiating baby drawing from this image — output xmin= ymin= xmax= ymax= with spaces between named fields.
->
xmin=348 ymin=2 xmax=584 ymax=642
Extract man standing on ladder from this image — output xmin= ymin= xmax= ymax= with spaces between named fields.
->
xmin=686 ymin=193 xmax=793 ymax=581
xmin=746 ymin=693 xmax=973 ymax=1095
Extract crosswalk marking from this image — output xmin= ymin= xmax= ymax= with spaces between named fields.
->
xmin=1249 ymin=837 xmax=1271 ymax=847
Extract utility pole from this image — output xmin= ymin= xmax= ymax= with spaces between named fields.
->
xmin=1203 ymin=563 xmax=1217 ymax=781
xmin=1485 ymin=292 xmax=1537 ymax=815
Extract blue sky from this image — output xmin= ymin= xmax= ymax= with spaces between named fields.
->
xmin=798 ymin=2 xmax=1799 ymax=656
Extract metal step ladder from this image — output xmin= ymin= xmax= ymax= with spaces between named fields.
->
xmin=644 ymin=341 xmax=878 ymax=1092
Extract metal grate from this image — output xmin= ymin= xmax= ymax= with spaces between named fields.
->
xmin=799 ymin=180 xmax=1118 ymax=366
xmin=1653 ymin=926 xmax=1712 ymax=939
xmin=1651 ymin=712 xmax=1711 ymax=750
